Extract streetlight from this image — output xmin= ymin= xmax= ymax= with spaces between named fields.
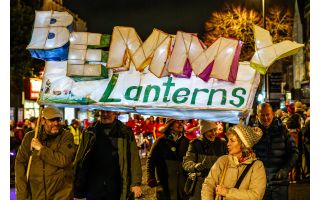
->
xmin=262 ymin=0 xmax=265 ymax=28
xmin=260 ymin=0 xmax=269 ymax=102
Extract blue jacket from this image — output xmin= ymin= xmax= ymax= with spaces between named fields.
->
xmin=253 ymin=118 xmax=298 ymax=185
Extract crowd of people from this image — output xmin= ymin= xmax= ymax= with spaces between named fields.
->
xmin=10 ymin=100 xmax=310 ymax=200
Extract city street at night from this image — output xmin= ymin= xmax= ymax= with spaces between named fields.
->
xmin=5 ymin=0 xmax=317 ymax=199
xmin=9 ymin=157 xmax=310 ymax=200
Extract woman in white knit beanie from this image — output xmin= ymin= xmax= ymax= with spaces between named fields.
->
xmin=202 ymin=124 xmax=267 ymax=200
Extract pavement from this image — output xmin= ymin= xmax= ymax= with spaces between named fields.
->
xmin=9 ymin=157 xmax=157 ymax=200
xmin=136 ymin=157 xmax=311 ymax=200
xmin=288 ymin=181 xmax=310 ymax=200
xmin=10 ymin=157 xmax=310 ymax=199
xmin=139 ymin=157 xmax=156 ymax=199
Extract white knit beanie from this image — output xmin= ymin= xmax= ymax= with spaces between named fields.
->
xmin=231 ymin=125 xmax=263 ymax=148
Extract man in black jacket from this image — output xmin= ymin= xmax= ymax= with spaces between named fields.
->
xmin=73 ymin=110 xmax=142 ymax=200
xmin=253 ymin=103 xmax=298 ymax=200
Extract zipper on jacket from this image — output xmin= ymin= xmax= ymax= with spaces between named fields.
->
xmin=79 ymin=132 xmax=94 ymax=167
xmin=80 ymin=148 xmax=91 ymax=167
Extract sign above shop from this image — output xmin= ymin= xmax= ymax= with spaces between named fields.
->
xmin=24 ymin=78 xmax=42 ymax=100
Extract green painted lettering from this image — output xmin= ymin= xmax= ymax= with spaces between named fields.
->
xmin=191 ymin=88 xmax=209 ymax=105
xmin=125 ymin=86 xmax=143 ymax=101
xmin=172 ymin=88 xmax=190 ymax=104
xmin=207 ymin=89 xmax=227 ymax=105
xmin=230 ymin=87 xmax=246 ymax=107
xmin=143 ymin=85 xmax=160 ymax=102
xmin=99 ymin=74 xmax=121 ymax=102
xmin=162 ymin=77 xmax=175 ymax=102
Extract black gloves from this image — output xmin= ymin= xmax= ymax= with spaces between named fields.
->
xmin=194 ymin=156 xmax=215 ymax=172
xmin=276 ymin=168 xmax=289 ymax=180
xmin=194 ymin=163 xmax=206 ymax=172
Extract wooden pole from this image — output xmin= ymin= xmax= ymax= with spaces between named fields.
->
xmin=26 ymin=105 xmax=44 ymax=181
xmin=215 ymin=159 xmax=229 ymax=200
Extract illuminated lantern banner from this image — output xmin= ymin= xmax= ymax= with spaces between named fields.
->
xmin=38 ymin=61 xmax=259 ymax=124
xmin=26 ymin=11 xmax=304 ymax=123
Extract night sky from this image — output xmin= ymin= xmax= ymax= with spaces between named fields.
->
xmin=63 ymin=0 xmax=295 ymax=40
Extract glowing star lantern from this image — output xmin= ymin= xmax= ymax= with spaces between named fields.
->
xmin=26 ymin=11 xmax=73 ymax=61
xmin=250 ymin=25 xmax=304 ymax=74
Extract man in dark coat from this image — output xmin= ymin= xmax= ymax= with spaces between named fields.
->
xmin=147 ymin=119 xmax=190 ymax=200
xmin=253 ymin=103 xmax=298 ymax=200
xmin=183 ymin=120 xmax=227 ymax=200
xmin=73 ymin=110 xmax=142 ymax=200
xmin=15 ymin=106 xmax=76 ymax=200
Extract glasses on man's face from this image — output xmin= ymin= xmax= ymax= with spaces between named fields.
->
xmin=48 ymin=118 xmax=62 ymax=123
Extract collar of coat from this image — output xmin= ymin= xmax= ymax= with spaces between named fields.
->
xmin=39 ymin=126 xmax=63 ymax=141
xmin=229 ymin=152 xmax=257 ymax=166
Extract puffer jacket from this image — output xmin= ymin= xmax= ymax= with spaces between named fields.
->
xmin=182 ymin=136 xmax=227 ymax=200
xmin=201 ymin=155 xmax=267 ymax=200
xmin=147 ymin=134 xmax=189 ymax=200
xmin=73 ymin=120 xmax=142 ymax=200
xmin=15 ymin=127 xmax=76 ymax=200
xmin=253 ymin=118 xmax=298 ymax=185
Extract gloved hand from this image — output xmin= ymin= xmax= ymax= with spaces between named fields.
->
xmin=195 ymin=156 xmax=215 ymax=172
xmin=276 ymin=168 xmax=289 ymax=180
xmin=202 ymin=156 xmax=215 ymax=169
xmin=194 ymin=163 xmax=206 ymax=172
xmin=147 ymin=178 xmax=157 ymax=188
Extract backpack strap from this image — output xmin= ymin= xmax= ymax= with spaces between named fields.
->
xmin=234 ymin=160 xmax=256 ymax=189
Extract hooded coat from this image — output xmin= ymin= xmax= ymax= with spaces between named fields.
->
xmin=15 ymin=128 xmax=76 ymax=200
xmin=201 ymin=155 xmax=266 ymax=200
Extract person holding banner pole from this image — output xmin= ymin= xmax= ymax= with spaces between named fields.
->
xmin=201 ymin=124 xmax=266 ymax=200
xmin=15 ymin=106 xmax=76 ymax=200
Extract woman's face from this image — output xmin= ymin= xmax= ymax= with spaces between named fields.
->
xmin=227 ymin=134 xmax=242 ymax=157
xmin=171 ymin=120 xmax=184 ymax=133
xmin=159 ymin=117 xmax=164 ymax=123
xmin=150 ymin=116 xmax=154 ymax=122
